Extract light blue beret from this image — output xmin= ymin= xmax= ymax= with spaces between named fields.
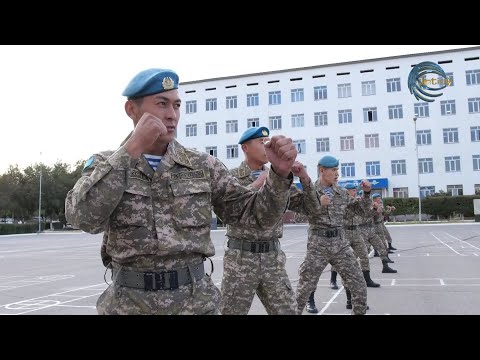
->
xmin=318 ymin=155 xmax=339 ymax=168
xmin=344 ymin=182 xmax=356 ymax=190
xmin=372 ymin=193 xmax=381 ymax=199
xmin=238 ymin=126 xmax=270 ymax=144
xmin=122 ymin=68 xmax=179 ymax=99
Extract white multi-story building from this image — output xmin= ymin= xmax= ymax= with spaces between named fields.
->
xmin=177 ymin=46 xmax=480 ymax=198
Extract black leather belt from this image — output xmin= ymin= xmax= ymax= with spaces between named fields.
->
xmin=227 ymin=238 xmax=277 ymax=253
xmin=313 ymin=228 xmax=339 ymax=238
xmin=345 ymin=225 xmax=357 ymax=230
xmin=113 ymin=262 xmax=205 ymax=291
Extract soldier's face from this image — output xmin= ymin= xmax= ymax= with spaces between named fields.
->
xmin=347 ymin=189 xmax=356 ymax=197
xmin=320 ymin=167 xmax=338 ymax=186
xmin=134 ymin=90 xmax=181 ymax=143
xmin=244 ymin=137 xmax=268 ymax=164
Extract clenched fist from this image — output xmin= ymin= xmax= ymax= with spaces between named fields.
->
xmin=265 ymin=135 xmax=297 ymax=178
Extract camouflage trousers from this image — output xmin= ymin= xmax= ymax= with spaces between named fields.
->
xmin=374 ymin=223 xmax=389 ymax=249
xmin=382 ymin=223 xmax=393 ymax=243
xmin=96 ymin=275 xmax=221 ymax=315
xmin=361 ymin=226 xmax=389 ymax=261
xmin=220 ymin=244 xmax=297 ymax=315
xmin=296 ymin=229 xmax=367 ymax=315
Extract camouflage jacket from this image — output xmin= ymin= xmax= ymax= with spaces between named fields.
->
xmin=226 ymin=160 xmax=311 ymax=241
xmin=65 ymin=135 xmax=293 ymax=267
xmin=304 ymin=181 xmax=372 ymax=229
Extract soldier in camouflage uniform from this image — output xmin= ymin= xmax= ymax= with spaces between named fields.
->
xmin=65 ymin=68 xmax=298 ymax=315
xmin=221 ymin=127 xmax=310 ymax=315
xmin=382 ymin=203 xmax=397 ymax=250
xmin=293 ymin=156 xmax=371 ymax=315
xmin=307 ymin=182 xmax=380 ymax=313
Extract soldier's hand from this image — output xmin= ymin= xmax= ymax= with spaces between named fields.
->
xmin=360 ymin=179 xmax=372 ymax=192
xmin=251 ymin=171 xmax=268 ymax=190
xmin=125 ymin=112 xmax=168 ymax=158
xmin=265 ymin=135 xmax=297 ymax=178
xmin=291 ymin=161 xmax=310 ymax=183
xmin=320 ymin=195 xmax=331 ymax=206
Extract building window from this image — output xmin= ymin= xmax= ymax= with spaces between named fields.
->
xmin=291 ymin=114 xmax=305 ymax=128
xmin=414 ymin=103 xmax=430 ymax=118
xmin=362 ymin=81 xmax=376 ymax=96
xmin=363 ymin=107 xmax=377 ymax=122
xmin=475 ymin=184 xmax=480 ymax=195
xmin=420 ymin=186 xmax=435 ymax=198
xmin=445 ymin=156 xmax=461 ymax=172
xmin=186 ymin=124 xmax=197 ymax=137
xmin=269 ymin=91 xmax=281 ymax=105
xmin=387 ymin=78 xmax=401 ymax=92
xmin=388 ymin=105 xmax=404 ymax=119
xmin=269 ymin=116 xmax=282 ymax=130
xmin=340 ymin=136 xmax=354 ymax=151
xmin=314 ymin=112 xmax=328 ymax=126
xmin=443 ymin=128 xmax=459 ymax=144
xmin=440 ymin=100 xmax=456 ymax=115
xmin=185 ymin=100 xmax=197 ymax=114
xmin=365 ymin=134 xmax=379 ymax=148
xmin=293 ymin=140 xmax=306 ymax=154
xmin=338 ymin=83 xmax=352 ymax=98
xmin=417 ymin=130 xmax=432 ymax=146
xmin=468 ymin=97 xmax=480 ymax=113
xmin=206 ymin=146 xmax=217 ymax=157
xmin=390 ymin=132 xmax=405 ymax=147
xmin=206 ymin=98 xmax=217 ymax=111
xmin=393 ymin=187 xmax=409 ymax=198
xmin=291 ymin=88 xmax=304 ymax=102
xmin=445 ymin=72 xmax=454 ymax=86
xmin=338 ymin=109 xmax=353 ymax=124
xmin=466 ymin=69 xmax=480 ymax=85
xmin=391 ymin=160 xmax=406 ymax=175
xmin=247 ymin=93 xmax=259 ymax=107
xmin=226 ymin=96 xmax=237 ymax=109
xmin=316 ymin=138 xmax=330 ymax=152
xmin=366 ymin=161 xmax=380 ymax=176
xmin=314 ymin=86 xmax=327 ymax=100
xmin=473 ymin=155 xmax=480 ymax=171
xmin=226 ymin=145 xmax=238 ymax=159
xmin=447 ymin=185 xmax=463 ymax=196
xmin=206 ymin=122 xmax=217 ymax=135
xmin=341 ymin=162 xmax=355 ymax=177
xmin=247 ymin=118 xmax=259 ymax=128
xmin=418 ymin=158 xmax=433 ymax=174
xmin=226 ymin=120 xmax=238 ymax=133
xmin=471 ymin=126 xmax=480 ymax=142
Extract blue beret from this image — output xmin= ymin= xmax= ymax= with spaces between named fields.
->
xmin=372 ymin=193 xmax=381 ymax=198
xmin=238 ymin=126 xmax=270 ymax=144
xmin=122 ymin=68 xmax=179 ymax=99
xmin=318 ymin=155 xmax=339 ymax=168
xmin=344 ymin=182 xmax=356 ymax=190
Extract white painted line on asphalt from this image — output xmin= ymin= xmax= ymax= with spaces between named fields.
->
xmin=391 ymin=279 xmax=396 ymax=286
xmin=55 ymin=304 xmax=96 ymax=309
xmin=439 ymin=279 xmax=445 ymax=285
xmin=318 ymin=286 xmax=344 ymax=315
xmin=430 ymin=232 xmax=463 ymax=255
xmin=445 ymin=233 xmax=480 ymax=251
xmin=426 ymin=253 xmax=430 ymax=256
xmin=474 ymin=253 xmax=479 ymax=256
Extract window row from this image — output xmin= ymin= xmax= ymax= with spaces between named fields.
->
xmin=392 ymin=184 xmax=480 ymax=198
xmin=184 ymin=71 xmax=480 ymax=113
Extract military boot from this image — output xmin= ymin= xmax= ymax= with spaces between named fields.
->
xmin=373 ymin=250 xmax=379 ymax=257
xmin=330 ymin=271 xmax=339 ymax=290
xmin=382 ymin=259 xmax=398 ymax=273
xmin=389 ymin=243 xmax=397 ymax=251
xmin=306 ymin=291 xmax=318 ymax=313
xmin=363 ymin=270 xmax=380 ymax=288
xmin=345 ymin=288 xmax=369 ymax=310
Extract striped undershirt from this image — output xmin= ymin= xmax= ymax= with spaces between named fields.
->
xmin=143 ymin=154 xmax=162 ymax=171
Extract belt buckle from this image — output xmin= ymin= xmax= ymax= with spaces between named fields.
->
xmin=162 ymin=271 xmax=179 ymax=290
xmin=144 ymin=272 xmax=161 ymax=291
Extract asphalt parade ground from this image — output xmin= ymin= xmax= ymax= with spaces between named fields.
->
xmin=1 ymin=223 xmax=479 ymax=315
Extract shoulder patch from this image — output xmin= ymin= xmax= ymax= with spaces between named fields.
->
xmin=83 ymin=156 xmax=95 ymax=171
